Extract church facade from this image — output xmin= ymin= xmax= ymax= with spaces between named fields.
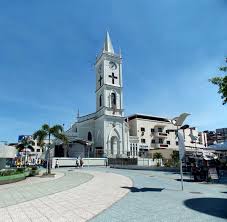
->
xmin=55 ymin=32 xmax=129 ymax=158
xmin=53 ymin=32 xmax=207 ymax=160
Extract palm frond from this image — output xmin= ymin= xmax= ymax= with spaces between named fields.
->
xmin=33 ymin=130 xmax=48 ymax=147
xmin=42 ymin=124 xmax=50 ymax=132
xmin=53 ymin=133 xmax=68 ymax=144
xmin=50 ymin=125 xmax=64 ymax=134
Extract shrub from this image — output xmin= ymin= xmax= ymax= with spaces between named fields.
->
xmin=0 ymin=168 xmax=27 ymax=177
xmin=0 ymin=169 xmax=16 ymax=176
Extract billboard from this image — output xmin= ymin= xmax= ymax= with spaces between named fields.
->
xmin=18 ymin=135 xmax=32 ymax=143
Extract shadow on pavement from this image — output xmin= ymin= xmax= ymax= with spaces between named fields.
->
xmin=184 ymin=198 xmax=227 ymax=219
xmin=121 ymin=186 xmax=164 ymax=192
xmin=175 ymin=179 xmax=195 ymax=182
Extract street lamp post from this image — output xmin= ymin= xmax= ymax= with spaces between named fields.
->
xmin=172 ymin=113 xmax=190 ymax=191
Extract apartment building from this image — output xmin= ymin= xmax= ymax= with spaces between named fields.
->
xmin=204 ymin=128 xmax=227 ymax=146
xmin=127 ymin=114 xmax=207 ymax=159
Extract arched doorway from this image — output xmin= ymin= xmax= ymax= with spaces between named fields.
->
xmin=110 ymin=136 xmax=120 ymax=155
xmin=87 ymin=132 xmax=92 ymax=141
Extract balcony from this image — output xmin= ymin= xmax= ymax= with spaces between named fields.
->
xmin=154 ymin=132 xmax=168 ymax=137
xmin=155 ymin=144 xmax=169 ymax=149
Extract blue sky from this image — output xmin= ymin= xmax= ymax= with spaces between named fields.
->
xmin=0 ymin=0 xmax=227 ymax=142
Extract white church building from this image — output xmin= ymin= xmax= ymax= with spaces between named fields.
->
xmin=53 ymin=32 xmax=207 ymax=160
xmin=54 ymin=32 xmax=129 ymax=159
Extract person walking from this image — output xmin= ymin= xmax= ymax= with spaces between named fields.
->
xmin=55 ymin=159 xmax=59 ymax=168
xmin=80 ymin=158 xmax=84 ymax=168
xmin=75 ymin=158 xmax=79 ymax=168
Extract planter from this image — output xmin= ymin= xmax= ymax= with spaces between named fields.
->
xmin=0 ymin=173 xmax=26 ymax=185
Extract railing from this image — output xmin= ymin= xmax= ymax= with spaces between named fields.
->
xmin=108 ymin=158 xmax=137 ymax=165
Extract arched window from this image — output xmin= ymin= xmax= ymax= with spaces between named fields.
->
xmin=99 ymin=94 xmax=102 ymax=107
xmin=111 ymin=93 xmax=116 ymax=107
xmin=88 ymin=132 xmax=92 ymax=141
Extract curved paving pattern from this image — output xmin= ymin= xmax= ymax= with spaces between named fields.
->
xmin=0 ymin=169 xmax=132 ymax=221
xmin=0 ymin=170 xmax=93 ymax=208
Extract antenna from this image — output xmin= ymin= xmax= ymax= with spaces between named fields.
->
xmin=77 ymin=108 xmax=80 ymax=120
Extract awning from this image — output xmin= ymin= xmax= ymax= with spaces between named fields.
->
xmin=208 ymin=142 xmax=227 ymax=151
xmin=189 ymin=150 xmax=218 ymax=161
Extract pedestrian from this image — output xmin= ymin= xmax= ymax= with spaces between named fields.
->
xmin=55 ymin=159 xmax=59 ymax=168
xmin=80 ymin=158 xmax=84 ymax=168
xmin=75 ymin=158 xmax=79 ymax=168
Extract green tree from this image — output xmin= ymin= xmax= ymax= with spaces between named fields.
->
xmin=17 ymin=137 xmax=35 ymax=167
xmin=33 ymin=124 xmax=68 ymax=174
xmin=170 ymin=150 xmax=179 ymax=167
xmin=153 ymin=152 xmax=163 ymax=166
xmin=209 ymin=58 xmax=227 ymax=105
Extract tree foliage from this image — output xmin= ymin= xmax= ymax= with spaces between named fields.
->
xmin=153 ymin=152 xmax=163 ymax=160
xmin=16 ymin=136 xmax=35 ymax=152
xmin=33 ymin=124 xmax=68 ymax=174
xmin=209 ymin=58 xmax=227 ymax=105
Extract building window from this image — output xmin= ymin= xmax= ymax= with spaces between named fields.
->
xmin=151 ymin=128 xmax=155 ymax=133
xmin=158 ymin=128 xmax=163 ymax=132
xmin=167 ymin=141 xmax=170 ymax=145
xmin=141 ymin=139 xmax=146 ymax=143
xmin=141 ymin=127 xmax=145 ymax=132
xmin=159 ymin=138 xmax=163 ymax=144
xmin=88 ymin=132 xmax=92 ymax=141
xmin=111 ymin=92 xmax=116 ymax=107
xmin=99 ymin=95 xmax=102 ymax=107
xmin=36 ymin=149 xmax=40 ymax=152
xmin=176 ymin=141 xmax=178 ymax=145
xmin=151 ymin=139 xmax=155 ymax=144
xmin=166 ymin=130 xmax=169 ymax=134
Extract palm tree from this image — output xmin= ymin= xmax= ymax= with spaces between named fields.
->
xmin=33 ymin=124 xmax=68 ymax=174
xmin=171 ymin=151 xmax=179 ymax=167
xmin=153 ymin=152 xmax=163 ymax=167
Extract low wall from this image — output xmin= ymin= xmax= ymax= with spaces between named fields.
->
xmin=137 ymin=158 xmax=163 ymax=166
xmin=0 ymin=173 xmax=26 ymax=185
xmin=52 ymin=157 xmax=106 ymax=168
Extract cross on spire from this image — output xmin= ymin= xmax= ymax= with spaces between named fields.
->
xmin=98 ymin=75 xmax=103 ymax=87
xmin=109 ymin=73 xmax=118 ymax=84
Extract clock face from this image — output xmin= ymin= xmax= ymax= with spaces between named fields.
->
xmin=109 ymin=61 xmax=117 ymax=70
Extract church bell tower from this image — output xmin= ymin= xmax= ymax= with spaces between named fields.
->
xmin=95 ymin=32 xmax=124 ymax=117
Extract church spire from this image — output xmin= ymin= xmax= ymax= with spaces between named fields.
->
xmin=102 ymin=31 xmax=114 ymax=54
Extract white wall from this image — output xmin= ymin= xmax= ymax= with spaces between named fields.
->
xmin=52 ymin=157 xmax=106 ymax=168
xmin=137 ymin=158 xmax=163 ymax=166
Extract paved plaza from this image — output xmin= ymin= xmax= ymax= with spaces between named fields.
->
xmin=0 ymin=167 xmax=226 ymax=222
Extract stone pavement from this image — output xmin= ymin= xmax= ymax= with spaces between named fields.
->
xmin=89 ymin=167 xmax=227 ymax=222
xmin=0 ymin=170 xmax=92 ymax=208
xmin=0 ymin=169 xmax=132 ymax=222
